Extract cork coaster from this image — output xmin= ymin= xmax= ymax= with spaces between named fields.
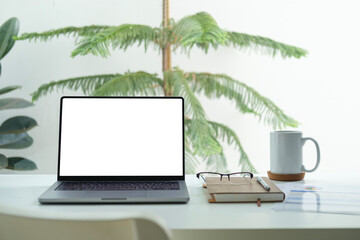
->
xmin=267 ymin=171 xmax=305 ymax=181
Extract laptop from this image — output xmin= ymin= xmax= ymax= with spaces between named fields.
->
xmin=39 ymin=96 xmax=190 ymax=203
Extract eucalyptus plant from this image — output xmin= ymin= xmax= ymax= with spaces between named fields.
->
xmin=0 ymin=17 xmax=37 ymax=171
xmin=16 ymin=1 xmax=307 ymax=173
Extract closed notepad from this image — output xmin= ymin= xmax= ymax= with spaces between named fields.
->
xmin=205 ymin=177 xmax=285 ymax=203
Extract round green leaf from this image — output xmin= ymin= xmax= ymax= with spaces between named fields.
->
xmin=0 ymin=116 xmax=37 ymax=134
xmin=0 ymin=17 xmax=20 ymax=60
xmin=0 ymin=132 xmax=28 ymax=147
xmin=0 ymin=154 xmax=8 ymax=168
xmin=0 ymin=98 xmax=33 ymax=111
xmin=0 ymin=134 xmax=33 ymax=149
xmin=6 ymin=157 xmax=37 ymax=170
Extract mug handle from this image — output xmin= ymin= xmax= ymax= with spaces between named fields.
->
xmin=301 ymin=137 xmax=320 ymax=172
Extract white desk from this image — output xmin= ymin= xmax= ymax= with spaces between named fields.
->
xmin=0 ymin=174 xmax=359 ymax=240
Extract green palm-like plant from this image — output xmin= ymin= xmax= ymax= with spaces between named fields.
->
xmin=16 ymin=1 xmax=307 ymax=173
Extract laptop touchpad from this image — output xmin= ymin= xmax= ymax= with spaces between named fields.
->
xmin=84 ymin=191 xmax=146 ymax=199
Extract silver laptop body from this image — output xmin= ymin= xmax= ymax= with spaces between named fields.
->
xmin=39 ymin=97 xmax=189 ymax=203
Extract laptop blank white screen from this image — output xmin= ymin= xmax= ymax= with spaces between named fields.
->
xmin=59 ymin=98 xmax=183 ymax=176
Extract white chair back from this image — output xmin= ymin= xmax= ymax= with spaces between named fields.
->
xmin=0 ymin=206 xmax=172 ymax=240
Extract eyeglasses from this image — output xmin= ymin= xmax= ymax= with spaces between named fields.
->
xmin=196 ymin=171 xmax=253 ymax=183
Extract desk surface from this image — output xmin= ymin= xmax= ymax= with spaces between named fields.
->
xmin=0 ymin=173 xmax=359 ymax=232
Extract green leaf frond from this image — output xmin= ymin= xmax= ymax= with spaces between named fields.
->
xmin=168 ymin=70 xmax=208 ymax=120
xmin=226 ymin=31 xmax=307 ymax=59
xmin=93 ymin=71 xmax=164 ymax=96
xmin=202 ymin=137 xmax=228 ymax=172
xmin=185 ymin=72 xmax=258 ymax=116
xmin=172 ymin=12 xmax=228 ymax=53
xmin=208 ymin=120 xmax=257 ymax=173
xmin=185 ymin=131 xmax=230 ymax=174
xmin=185 ymin=146 xmax=199 ymax=174
xmin=31 ymin=74 xmax=119 ymax=102
xmin=185 ymin=72 xmax=299 ymax=129
xmin=184 ymin=134 xmax=227 ymax=173
xmin=185 ymin=135 xmax=199 ymax=174
xmin=71 ymin=24 xmax=160 ymax=58
xmin=167 ymin=69 xmax=221 ymax=156
xmin=15 ymin=25 xmax=111 ymax=42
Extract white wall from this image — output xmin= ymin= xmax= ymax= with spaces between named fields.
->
xmin=1 ymin=0 xmax=359 ymax=174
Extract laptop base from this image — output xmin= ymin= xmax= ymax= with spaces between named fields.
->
xmin=39 ymin=181 xmax=190 ymax=204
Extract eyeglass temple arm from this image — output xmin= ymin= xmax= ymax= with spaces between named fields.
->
xmin=196 ymin=172 xmax=220 ymax=182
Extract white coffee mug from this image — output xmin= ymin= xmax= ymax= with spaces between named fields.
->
xmin=270 ymin=131 xmax=320 ymax=174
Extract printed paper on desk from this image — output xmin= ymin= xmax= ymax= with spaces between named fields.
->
xmin=273 ymin=182 xmax=360 ymax=215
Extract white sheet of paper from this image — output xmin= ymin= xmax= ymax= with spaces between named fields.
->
xmin=273 ymin=182 xmax=360 ymax=215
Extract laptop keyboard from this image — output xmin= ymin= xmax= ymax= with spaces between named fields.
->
xmin=56 ymin=181 xmax=180 ymax=191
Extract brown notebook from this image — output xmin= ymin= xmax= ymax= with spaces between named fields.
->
xmin=205 ymin=177 xmax=285 ymax=203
